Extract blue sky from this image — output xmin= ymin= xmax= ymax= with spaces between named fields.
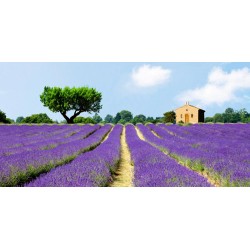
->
xmin=1 ymin=62 xmax=250 ymax=122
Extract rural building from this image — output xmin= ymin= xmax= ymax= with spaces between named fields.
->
xmin=175 ymin=102 xmax=205 ymax=124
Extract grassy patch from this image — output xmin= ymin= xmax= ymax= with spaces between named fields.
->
xmin=41 ymin=144 xmax=57 ymax=150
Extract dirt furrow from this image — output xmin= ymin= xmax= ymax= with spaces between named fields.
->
xmin=110 ymin=126 xmax=134 ymax=187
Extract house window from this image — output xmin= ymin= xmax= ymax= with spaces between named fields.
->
xmin=191 ymin=114 xmax=193 ymax=118
xmin=181 ymin=114 xmax=182 ymax=118
xmin=186 ymin=109 xmax=188 ymax=111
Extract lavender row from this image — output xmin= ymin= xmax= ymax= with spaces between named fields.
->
xmin=0 ymin=125 xmax=98 ymax=158
xmin=0 ymin=125 xmax=100 ymax=157
xmin=149 ymin=124 xmax=250 ymax=164
xmin=0 ymin=125 xmax=80 ymax=151
xmin=0 ymin=124 xmax=112 ymax=186
xmin=163 ymin=124 xmax=250 ymax=157
xmin=26 ymin=125 xmax=123 ymax=187
xmin=126 ymin=125 xmax=211 ymax=187
xmin=158 ymin=124 xmax=250 ymax=184
xmin=160 ymin=123 xmax=250 ymax=143
xmin=143 ymin=124 xmax=250 ymax=186
xmin=0 ymin=125 xmax=78 ymax=155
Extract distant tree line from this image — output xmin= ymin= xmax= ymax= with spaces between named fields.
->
xmin=18 ymin=113 xmax=54 ymax=124
xmin=2 ymin=107 xmax=250 ymax=125
xmin=13 ymin=111 xmax=162 ymax=125
xmin=205 ymin=108 xmax=250 ymax=123
xmin=101 ymin=110 xmax=164 ymax=125
xmin=13 ymin=114 xmax=55 ymax=124
xmin=73 ymin=110 xmax=164 ymax=125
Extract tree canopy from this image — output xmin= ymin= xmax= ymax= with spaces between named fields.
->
xmin=21 ymin=113 xmax=54 ymax=124
xmin=119 ymin=110 xmax=133 ymax=123
xmin=16 ymin=116 xmax=24 ymax=123
xmin=133 ymin=114 xmax=146 ymax=124
xmin=92 ymin=113 xmax=103 ymax=124
xmin=163 ymin=111 xmax=176 ymax=123
xmin=73 ymin=116 xmax=95 ymax=124
xmin=104 ymin=114 xmax=114 ymax=123
xmin=114 ymin=112 xmax=122 ymax=124
xmin=40 ymin=86 xmax=102 ymax=124
xmin=205 ymin=107 xmax=250 ymax=123
xmin=0 ymin=109 xmax=11 ymax=124
xmin=107 ymin=111 xmax=165 ymax=124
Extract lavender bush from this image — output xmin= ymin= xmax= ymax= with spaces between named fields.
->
xmin=0 ymin=124 xmax=111 ymax=186
xmin=126 ymin=124 xmax=211 ymax=187
xmin=141 ymin=123 xmax=250 ymax=186
xmin=26 ymin=125 xmax=123 ymax=187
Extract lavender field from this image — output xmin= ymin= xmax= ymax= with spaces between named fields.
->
xmin=0 ymin=123 xmax=249 ymax=187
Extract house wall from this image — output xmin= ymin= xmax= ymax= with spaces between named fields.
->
xmin=198 ymin=109 xmax=205 ymax=123
xmin=175 ymin=105 xmax=200 ymax=124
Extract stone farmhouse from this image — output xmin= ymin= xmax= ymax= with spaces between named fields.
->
xmin=175 ymin=102 xmax=205 ymax=124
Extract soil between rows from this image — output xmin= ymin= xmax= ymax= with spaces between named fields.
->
xmin=110 ymin=126 xmax=134 ymax=187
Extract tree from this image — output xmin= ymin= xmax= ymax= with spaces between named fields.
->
xmin=6 ymin=118 xmax=14 ymax=124
xmin=238 ymin=108 xmax=248 ymax=123
xmin=146 ymin=116 xmax=154 ymax=123
xmin=114 ymin=112 xmax=121 ymax=124
xmin=0 ymin=109 xmax=9 ymax=123
xmin=117 ymin=119 xmax=126 ymax=125
xmin=92 ymin=113 xmax=103 ymax=124
xmin=21 ymin=113 xmax=54 ymax=123
xmin=40 ymin=86 xmax=102 ymax=124
xmin=16 ymin=116 xmax=24 ymax=123
xmin=154 ymin=117 xmax=164 ymax=123
xmin=163 ymin=111 xmax=176 ymax=123
xmin=205 ymin=117 xmax=213 ymax=123
xmin=213 ymin=113 xmax=224 ymax=123
xmin=74 ymin=116 xmax=95 ymax=124
xmin=104 ymin=114 xmax=114 ymax=123
xmin=119 ymin=110 xmax=133 ymax=123
xmin=133 ymin=114 xmax=146 ymax=124
xmin=221 ymin=108 xmax=242 ymax=123
xmin=73 ymin=116 xmax=85 ymax=123
xmin=223 ymin=107 xmax=234 ymax=123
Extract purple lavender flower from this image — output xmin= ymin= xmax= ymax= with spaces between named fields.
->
xmin=126 ymin=125 xmax=211 ymax=187
xmin=26 ymin=125 xmax=123 ymax=187
xmin=0 ymin=124 xmax=111 ymax=186
xmin=140 ymin=123 xmax=250 ymax=186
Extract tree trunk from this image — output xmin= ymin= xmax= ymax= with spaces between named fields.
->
xmin=60 ymin=111 xmax=83 ymax=124
xmin=68 ymin=117 xmax=75 ymax=124
xmin=60 ymin=112 xmax=71 ymax=124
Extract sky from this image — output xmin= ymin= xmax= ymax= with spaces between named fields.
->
xmin=1 ymin=62 xmax=250 ymax=122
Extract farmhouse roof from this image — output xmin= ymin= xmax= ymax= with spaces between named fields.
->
xmin=175 ymin=102 xmax=205 ymax=112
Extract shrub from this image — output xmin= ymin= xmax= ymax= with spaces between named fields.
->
xmin=0 ymin=109 xmax=11 ymax=124
xmin=21 ymin=113 xmax=54 ymax=124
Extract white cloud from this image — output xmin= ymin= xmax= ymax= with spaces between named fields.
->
xmin=130 ymin=64 xmax=171 ymax=88
xmin=178 ymin=67 xmax=250 ymax=106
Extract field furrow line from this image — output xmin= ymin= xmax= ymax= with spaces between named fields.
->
xmin=110 ymin=126 xmax=134 ymax=187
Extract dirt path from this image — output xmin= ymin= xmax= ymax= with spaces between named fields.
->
xmin=135 ymin=125 xmax=218 ymax=187
xmin=135 ymin=126 xmax=145 ymax=141
xmin=151 ymin=130 xmax=161 ymax=138
xmin=110 ymin=126 xmax=134 ymax=187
